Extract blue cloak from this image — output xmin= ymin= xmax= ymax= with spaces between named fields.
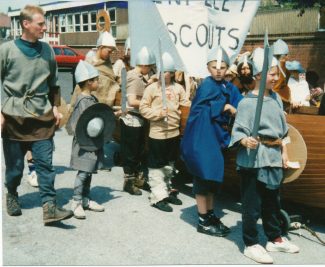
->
xmin=180 ymin=77 xmax=242 ymax=182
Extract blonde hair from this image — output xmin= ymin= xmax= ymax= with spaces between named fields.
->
xmin=20 ymin=5 xmax=45 ymax=29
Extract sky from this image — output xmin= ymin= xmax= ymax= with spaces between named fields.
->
xmin=0 ymin=0 xmax=71 ymax=14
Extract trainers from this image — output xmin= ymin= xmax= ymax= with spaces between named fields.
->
xmin=208 ymin=215 xmax=231 ymax=234
xmin=27 ymin=170 xmax=39 ymax=187
xmin=153 ymin=200 xmax=173 ymax=212
xmin=244 ymin=244 xmax=274 ymax=264
xmin=6 ymin=192 xmax=22 ymax=216
xmin=197 ymin=221 xmax=229 ymax=237
xmin=266 ymin=237 xmax=300 ymax=253
xmin=82 ymin=198 xmax=105 ymax=212
xmin=166 ymin=193 xmax=182 ymax=205
xmin=43 ymin=201 xmax=74 ymax=224
xmin=71 ymin=200 xmax=86 ymax=219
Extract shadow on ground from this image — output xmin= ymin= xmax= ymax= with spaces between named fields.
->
xmin=19 ymin=186 xmax=118 ymax=210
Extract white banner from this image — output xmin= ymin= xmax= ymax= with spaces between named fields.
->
xmin=129 ymin=0 xmax=260 ymax=78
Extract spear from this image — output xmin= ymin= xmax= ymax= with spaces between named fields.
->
xmin=248 ymin=31 xmax=271 ymax=167
xmin=158 ymin=38 xmax=168 ymax=122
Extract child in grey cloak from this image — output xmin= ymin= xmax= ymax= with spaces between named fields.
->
xmin=229 ymin=48 xmax=300 ymax=264
xmin=66 ymin=60 xmax=105 ymax=219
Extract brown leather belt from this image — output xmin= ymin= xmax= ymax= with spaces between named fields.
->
xmin=258 ymin=136 xmax=282 ymax=147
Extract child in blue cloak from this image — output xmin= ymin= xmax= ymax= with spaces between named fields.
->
xmin=181 ymin=46 xmax=242 ymax=237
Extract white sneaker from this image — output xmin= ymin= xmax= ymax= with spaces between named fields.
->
xmin=266 ymin=237 xmax=300 ymax=253
xmin=244 ymin=244 xmax=274 ymax=264
xmin=71 ymin=200 xmax=86 ymax=219
xmin=83 ymin=198 xmax=105 ymax=212
xmin=27 ymin=171 xmax=39 ymax=187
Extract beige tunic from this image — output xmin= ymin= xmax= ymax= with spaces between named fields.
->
xmin=139 ymin=81 xmax=190 ymax=139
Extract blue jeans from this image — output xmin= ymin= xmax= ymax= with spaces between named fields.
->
xmin=3 ymin=138 xmax=56 ymax=204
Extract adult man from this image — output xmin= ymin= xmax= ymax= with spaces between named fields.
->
xmin=70 ymin=31 xmax=120 ymax=109
xmin=0 ymin=5 xmax=73 ymax=224
xmin=233 ymin=54 xmax=255 ymax=95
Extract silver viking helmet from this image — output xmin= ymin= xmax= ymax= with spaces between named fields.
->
xmin=251 ymin=47 xmax=278 ymax=76
xmin=273 ymin=39 xmax=289 ymax=56
xmin=135 ymin=46 xmax=156 ymax=65
xmin=162 ymin=52 xmax=175 ymax=72
xmin=207 ymin=46 xmax=230 ymax=69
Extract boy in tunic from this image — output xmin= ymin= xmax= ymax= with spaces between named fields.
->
xmin=181 ymin=46 xmax=241 ymax=236
xmin=139 ymin=52 xmax=190 ymax=212
xmin=229 ymin=48 xmax=299 ymax=264
xmin=66 ymin=60 xmax=105 ymax=219
xmin=120 ymin=46 xmax=155 ymax=195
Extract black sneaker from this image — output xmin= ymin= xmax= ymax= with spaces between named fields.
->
xmin=6 ymin=192 xmax=22 ymax=216
xmin=153 ymin=200 xmax=173 ymax=212
xmin=209 ymin=215 xmax=231 ymax=234
xmin=165 ymin=194 xmax=182 ymax=205
xmin=197 ymin=220 xmax=229 ymax=237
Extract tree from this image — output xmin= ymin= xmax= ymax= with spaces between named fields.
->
xmin=277 ymin=0 xmax=324 ymax=16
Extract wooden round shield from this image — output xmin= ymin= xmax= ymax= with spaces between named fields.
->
xmin=283 ymin=124 xmax=307 ymax=183
xmin=57 ymin=97 xmax=70 ymax=129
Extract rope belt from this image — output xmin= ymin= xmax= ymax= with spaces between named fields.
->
xmin=258 ymin=136 xmax=282 ymax=147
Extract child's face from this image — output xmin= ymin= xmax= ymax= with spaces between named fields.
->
xmin=88 ymin=77 xmax=99 ymax=91
xmin=207 ymin=61 xmax=227 ymax=81
xmin=266 ymin=66 xmax=279 ymax=90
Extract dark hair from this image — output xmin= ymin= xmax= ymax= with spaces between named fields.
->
xmin=237 ymin=62 xmax=253 ymax=76
xmin=306 ymin=70 xmax=319 ymax=88
xmin=78 ymin=77 xmax=98 ymax=89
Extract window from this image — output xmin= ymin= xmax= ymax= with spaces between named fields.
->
xmin=53 ymin=47 xmax=62 ymax=55
xmin=108 ymin=8 xmax=116 ymax=23
xmin=63 ymin=48 xmax=77 ymax=56
xmin=82 ymin=12 xmax=89 ymax=32
xmin=110 ymin=25 xmax=117 ymax=38
xmin=108 ymin=8 xmax=117 ymax=37
xmin=74 ymin=13 xmax=81 ymax=32
xmin=54 ymin=16 xmax=59 ymax=33
xmin=90 ymin=11 xmax=97 ymax=31
xmin=67 ymin=14 xmax=73 ymax=32
xmin=60 ymin=14 xmax=66 ymax=33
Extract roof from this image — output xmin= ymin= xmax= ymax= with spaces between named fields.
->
xmin=8 ymin=1 xmax=128 ymax=17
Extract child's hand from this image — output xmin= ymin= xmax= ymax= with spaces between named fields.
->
xmin=160 ymin=107 xmax=168 ymax=118
xmin=223 ymin=104 xmax=237 ymax=116
xmin=240 ymin=137 xmax=258 ymax=149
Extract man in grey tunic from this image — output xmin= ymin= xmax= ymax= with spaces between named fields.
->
xmin=0 ymin=5 xmax=73 ymax=224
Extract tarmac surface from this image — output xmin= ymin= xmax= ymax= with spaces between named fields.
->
xmin=2 ymin=70 xmax=325 ymax=265
xmin=2 ymin=128 xmax=325 ymax=266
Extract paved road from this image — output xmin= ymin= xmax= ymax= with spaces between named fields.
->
xmin=2 ymin=128 xmax=325 ymax=265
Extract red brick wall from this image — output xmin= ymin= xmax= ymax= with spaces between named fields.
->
xmin=73 ymin=36 xmax=325 ymax=88
xmin=242 ymin=36 xmax=325 ymax=88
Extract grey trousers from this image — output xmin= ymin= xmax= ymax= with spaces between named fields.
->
xmin=73 ymin=170 xmax=92 ymax=201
